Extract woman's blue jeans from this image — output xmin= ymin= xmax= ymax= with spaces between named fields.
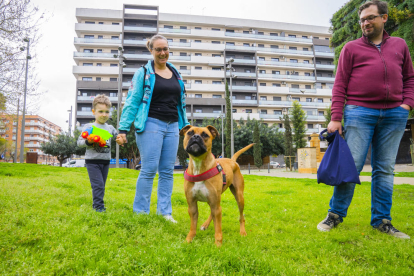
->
xmin=133 ymin=117 xmax=179 ymax=215
xmin=328 ymin=105 xmax=409 ymax=227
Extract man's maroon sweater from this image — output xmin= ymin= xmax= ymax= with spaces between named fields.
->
xmin=331 ymin=30 xmax=414 ymax=121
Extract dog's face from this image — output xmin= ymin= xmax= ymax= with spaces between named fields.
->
xmin=179 ymin=125 xmax=219 ymax=157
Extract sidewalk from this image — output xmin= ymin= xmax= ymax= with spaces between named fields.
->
xmin=240 ymin=164 xmax=414 ymax=185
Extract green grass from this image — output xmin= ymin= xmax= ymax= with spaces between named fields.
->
xmin=360 ymin=171 xmax=414 ymax=178
xmin=0 ymin=163 xmax=413 ymax=275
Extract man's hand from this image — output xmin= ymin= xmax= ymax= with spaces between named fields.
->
xmin=400 ymin=104 xmax=411 ymax=111
xmin=116 ymin=134 xmax=127 ymax=146
xmin=327 ymin=121 xmax=342 ymax=135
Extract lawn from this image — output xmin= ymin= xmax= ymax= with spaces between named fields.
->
xmin=360 ymin=171 xmax=414 ymax=178
xmin=0 ymin=163 xmax=413 ymax=275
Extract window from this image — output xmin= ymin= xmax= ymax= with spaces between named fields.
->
xmin=305 ymin=85 xmax=312 ymax=89
xmin=82 ymin=92 xmax=87 ymax=96
xmin=98 ymin=22 xmax=103 ymax=25
xmin=167 ymin=38 xmax=173 ymax=42
xmin=180 ymin=66 xmax=187 ymax=70
xmin=271 ymin=45 xmax=279 ymax=49
xmin=212 ymin=28 xmax=220 ymax=31
xmin=260 ymin=96 xmax=267 ymax=101
xmin=260 ymin=83 xmax=266 ymax=86
xmin=244 ymin=69 xmax=251 ymax=73
xmin=290 ymin=59 xmax=298 ymax=63
xmin=111 ymin=50 xmax=118 ymax=54
xmin=328 ymin=74 xmax=333 ymax=77
xmin=288 ymin=34 xmax=296 ymax=38
xmin=226 ymin=29 xmax=234 ymax=33
xmin=292 ymin=97 xmax=300 ymax=101
xmin=164 ymin=25 xmax=173 ymax=29
xmin=82 ymin=77 xmax=92 ymax=81
xmin=195 ymin=67 xmax=202 ymax=70
xmin=243 ymin=56 xmax=251 ymax=60
xmin=97 ymin=63 xmax=102 ymax=66
xmin=317 ymin=98 xmax=323 ymax=103
xmin=180 ymin=39 xmax=187 ymax=43
xmin=84 ymin=35 xmax=94 ymax=39
xmin=291 ymin=84 xmax=300 ymax=88
xmin=305 ymin=73 xmax=310 ymax=76
xmin=82 ymin=107 xmax=92 ymax=111
xmin=83 ymin=63 xmax=93 ymax=66
xmin=246 ymin=109 xmax=252 ymax=113
xmin=273 ymin=97 xmax=281 ymax=101
xmin=212 ymin=67 xmax=221 ymax=71
xmin=97 ymin=49 xmax=102 ymax=53
xmin=195 ymin=27 xmax=201 ymax=30
xmin=211 ymin=41 xmax=220 ymax=44
xmin=83 ymin=49 xmax=93 ymax=53
xmin=212 ymin=54 xmax=221 ymax=57
xmin=110 ymin=64 xmax=118 ymax=67
xmin=212 ymin=95 xmax=222 ymax=98
xmin=211 ymin=81 xmax=222 ymax=85
xmin=226 ymin=42 xmax=235 ymax=46
xmin=243 ymin=43 xmax=250 ymax=47
xmin=260 ymin=110 xmax=267 ymax=114
xmin=213 ymin=110 xmax=221 ymax=113
xmin=110 ymin=78 xmax=117 ymax=81
xmin=195 ymin=109 xmax=202 ymax=113
xmin=195 ymin=40 xmax=201 ymax=43
xmin=258 ymin=57 xmax=265 ymax=61
xmin=243 ymin=31 xmax=249 ymax=34
xmin=304 ymin=60 xmax=310 ymax=64
xmin=195 ymin=94 xmax=202 ymax=98
xmin=244 ymin=82 xmax=251 ymax=86
xmin=98 ymin=35 xmax=103 ymax=39
xmin=317 ymin=73 xmax=322 ymax=77
xmin=308 ymin=124 xmax=314 ymax=128
xmin=180 ymin=26 xmax=187 ymax=29
xmin=195 ymin=80 xmax=202 ymax=84
xmin=319 ymin=111 xmax=324 ymax=116
xmin=258 ymin=32 xmax=264 ymax=35
xmin=95 ymin=77 xmax=101 ymax=81
xmin=195 ymin=53 xmax=202 ymax=56
xmin=270 ymin=33 xmax=278 ymax=36
xmin=325 ymin=38 xmax=330 ymax=40
xmin=316 ymin=61 xmax=321 ymax=64
xmin=314 ymin=37 xmax=319 ymax=39
xmin=85 ymin=21 xmax=95 ymax=24
xmin=232 ymin=109 xmax=237 ymax=113
xmin=303 ymin=47 xmax=309 ymax=51
xmin=302 ymin=35 xmax=308 ymax=39
xmin=327 ymin=61 xmax=332 ymax=65
xmin=258 ymin=44 xmax=264 ymax=48
xmin=180 ymin=52 xmax=187 ymax=56
xmin=112 ymin=22 xmax=119 ymax=25
xmin=306 ymin=98 xmax=312 ymax=102
xmin=289 ymin=46 xmax=297 ymax=50
xmin=271 ymin=58 xmax=279 ymax=62
xmin=259 ymin=70 xmax=266 ymax=74
xmin=273 ymin=83 xmax=281 ymax=87
xmin=111 ymin=36 xmax=119 ymax=40
xmin=272 ymin=71 xmax=280 ymax=75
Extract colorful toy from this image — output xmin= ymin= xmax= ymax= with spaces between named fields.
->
xmin=81 ymin=126 xmax=113 ymax=147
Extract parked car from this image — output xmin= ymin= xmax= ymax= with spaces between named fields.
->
xmin=135 ymin=161 xmax=141 ymax=170
xmin=63 ymin=159 xmax=86 ymax=168
xmin=269 ymin=161 xmax=280 ymax=168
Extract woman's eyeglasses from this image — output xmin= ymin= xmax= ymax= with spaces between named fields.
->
xmin=153 ymin=47 xmax=169 ymax=53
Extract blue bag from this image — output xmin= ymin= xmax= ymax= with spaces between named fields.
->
xmin=317 ymin=129 xmax=361 ymax=186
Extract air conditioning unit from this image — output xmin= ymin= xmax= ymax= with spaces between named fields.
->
xmin=252 ymin=43 xmax=256 ymax=47
xmin=281 ymin=81 xmax=287 ymax=85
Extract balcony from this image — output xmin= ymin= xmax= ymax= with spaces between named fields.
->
xmin=181 ymin=70 xmax=224 ymax=78
xmin=227 ymin=72 xmax=256 ymax=78
xmin=225 ymin=45 xmax=314 ymax=56
xmin=77 ymin=96 xmax=126 ymax=102
xmin=26 ymin=144 xmax=41 ymax=148
xmin=257 ymin=60 xmax=314 ymax=69
xmin=259 ymin=114 xmax=284 ymax=120
xmin=159 ymin=27 xmax=191 ymax=34
xmin=315 ymin=51 xmax=334 ymax=58
xmin=124 ymin=26 xmax=157 ymax=33
xmin=186 ymin=112 xmax=222 ymax=119
xmin=170 ymin=42 xmax=225 ymax=52
xmin=74 ymin=37 xmax=121 ymax=46
xmin=306 ymin=115 xmax=326 ymax=121
xmin=226 ymin=58 xmax=256 ymax=65
xmin=77 ymin=111 xmax=94 ymax=116
xmin=233 ymin=113 xmax=260 ymax=120
xmin=75 ymin=23 xmax=122 ymax=36
xmin=72 ymin=66 xmax=118 ymax=77
xmin=77 ymin=80 xmax=118 ymax=90
xmin=258 ymin=73 xmax=315 ymax=81
xmin=170 ymin=55 xmax=224 ymax=65
xmin=123 ymin=53 xmax=153 ymax=60
xmin=73 ymin=52 xmax=117 ymax=60
xmin=316 ymin=64 xmax=335 ymax=70
xmin=231 ymin=86 xmax=257 ymax=91
xmin=232 ymin=100 xmax=258 ymax=105
xmin=289 ymin=88 xmax=317 ymax=93
xmin=25 ymin=130 xmax=43 ymax=135
xmin=258 ymin=86 xmax=290 ymax=94
xmin=123 ymin=40 xmax=147 ymax=46
xmin=123 ymin=67 xmax=140 ymax=74
xmin=225 ymin=32 xmax=313 ymax=44
xmin=168 ymin=55 xmax=191 ymax=61
xmin=317 ymin=77 xmax=335 ymax=82
xmin=186 ymin=83 xmax=225 ymax=92
xmin=259 ymin=100 xmax=292 ymax=106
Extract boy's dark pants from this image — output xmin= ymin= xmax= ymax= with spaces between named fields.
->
xmin=86 ymin=163 xmax=110 ymax=210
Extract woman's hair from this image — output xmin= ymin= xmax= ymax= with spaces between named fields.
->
xmin=93 ymin=94 xmax=111 ymax=110
xmin=146 ymin=34 xmax=168 ymax=51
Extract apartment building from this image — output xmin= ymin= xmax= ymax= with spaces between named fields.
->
xmin=0 ymin=114 xmax=62 ymax=164
xmin=74 ymin=5 xmax=335 ymax=134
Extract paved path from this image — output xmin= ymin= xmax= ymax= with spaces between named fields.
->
xmin=240 ymin=164 xmax=414 ymax=185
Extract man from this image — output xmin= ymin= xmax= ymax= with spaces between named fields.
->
xmin=317 ymin=0 xmax=414 ymax=239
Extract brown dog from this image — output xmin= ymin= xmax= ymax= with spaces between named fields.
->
xmin=179 ymin=125 xmax=254 ymax=247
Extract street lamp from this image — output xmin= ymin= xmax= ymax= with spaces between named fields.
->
xmin=19 ymin=38 xmax=31 ymax=163
xmin=217 ymin=114 xmax=224 ymax=158
xmin=14 ymin=96 xmax=20 ymax=163
xmin=67 ymin=106 xmax=72 ymax=135
xmin=227 ymin=58 xmax=235 ymax=157
xmin=114 ymin=47 xmax=126 ymax=168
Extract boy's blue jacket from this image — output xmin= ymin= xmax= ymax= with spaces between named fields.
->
xmin=119 ymin=60 xmax=189 ymax=133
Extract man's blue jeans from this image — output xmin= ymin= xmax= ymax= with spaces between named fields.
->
xmin=329 ymin=105 xmax=408 ymax=227
xmin=133 ymin=117 xmax=179 ymax=215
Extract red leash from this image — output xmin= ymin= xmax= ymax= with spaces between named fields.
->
xmin=184 ymin=160 xmax=227 ymax=186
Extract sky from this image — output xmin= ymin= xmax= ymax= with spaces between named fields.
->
xmin=31 ymin=0 xmax=349 ymax=131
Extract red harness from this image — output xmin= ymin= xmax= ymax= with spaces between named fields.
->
xmin=184 ymin=162 xmax=227 ymax=186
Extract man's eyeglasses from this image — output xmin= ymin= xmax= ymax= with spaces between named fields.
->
xmin=358 ymin=14 xmax=384 ymax=25
xmin=153 ymin=47 xmax=169 ymax=53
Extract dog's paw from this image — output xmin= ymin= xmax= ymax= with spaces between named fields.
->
xmin=240 ymin=230 xmax=247 ymax=236
xmin=200 ymin=226 xmax=207 ymax=231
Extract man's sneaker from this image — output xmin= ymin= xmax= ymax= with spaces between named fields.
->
xmin=317 ymin=212 xmax=341 ymax=232
xmin=376 ymin=219 xmax=410 ymax=239
xmin=95 ymin=207 xmax=106 ymax=213
xmin=163 ymin=215 xmax=177 ymax=224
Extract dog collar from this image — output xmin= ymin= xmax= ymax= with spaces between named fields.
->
xmin=184 ymin=163 xmax=226 ymax=185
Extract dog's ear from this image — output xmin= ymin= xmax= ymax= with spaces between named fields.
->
xmin=179 ymin=125 xmax=192 ymax=136
xmin=207 ymin=125 xmax=219 ymax=139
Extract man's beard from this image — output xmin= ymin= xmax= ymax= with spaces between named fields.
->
xmin=363 ymin=25 xmax=383 ymax=41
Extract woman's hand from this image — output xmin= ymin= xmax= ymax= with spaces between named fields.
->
xmin=116 ymin=134 xmax=127 ymax=146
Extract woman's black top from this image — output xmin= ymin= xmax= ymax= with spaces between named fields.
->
xmin=148 ymin=71 xmax=181 ymax=122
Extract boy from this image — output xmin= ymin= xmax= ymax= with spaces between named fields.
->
xmin=77 ymin=94 xmax=118 ymax=212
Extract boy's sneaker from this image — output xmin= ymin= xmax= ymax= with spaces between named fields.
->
xmin=317 ymin=212 xmax=341 ymax=232
xmin=95 ymin=207 xmax=106 ymax=213
xmin=376 ymin=219 xmax=410 ymax=239
xmin=163 ymin=215 xmax=177 ymax=224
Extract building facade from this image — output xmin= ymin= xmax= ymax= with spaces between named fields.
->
xmin=74 ymin=5 xmax=335 ymax=133
xmin=0 ymin=114 xmax=62 ymax=164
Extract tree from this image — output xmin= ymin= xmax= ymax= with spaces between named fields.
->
xmin=225 ymin=81 xmax=231 ymax=158
xmin=1 ymin=0 xmax=46 ymax=114
xmin=290 ymin=101 xmax=307 ymax=149
xmin=177 ymin=135 xmax=188 ymax=168
xmin=324 ymin=105 xmax=332 ymax=129
xmin=41 ymin=132 xmax=78 ymax=166
xmin=282 ymin=114 xmax=294 ymax=171
xmin=199 ymin=117 xmax=224 ymax=157
xmin=107 ymin=109 xmax=140 ymax=169
xmin=253 ymin=120 xmax=262 ymax=170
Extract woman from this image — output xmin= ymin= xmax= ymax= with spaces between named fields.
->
xmin=116 ymin=34 xmax=189 ymax=223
